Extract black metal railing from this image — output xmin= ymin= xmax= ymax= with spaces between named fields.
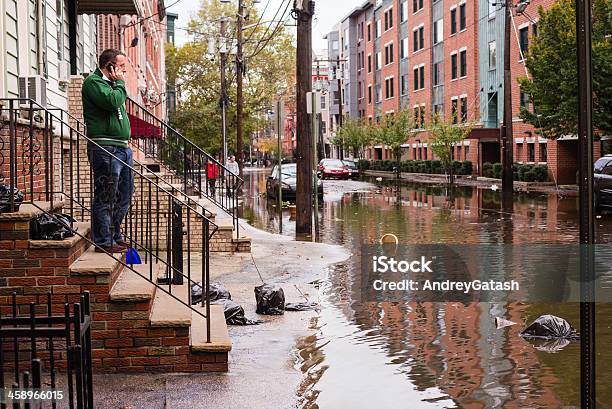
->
xmin=127 ymin=98 xmax=243 ymax=239
xmin=0 ymin=98 xmax=215 ymax=343
xmin=0 ymin=291 xmax=93 ymax=409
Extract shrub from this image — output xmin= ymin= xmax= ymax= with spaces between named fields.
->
xmin=482 ymin=162 xmax=494 ymax=178
xmin=461 ymin=160 xmax=473 ymax=175
xmin=492 ymin=163 xmax=503 ymax=179
xmin=517 ymin=164 xmax=533 ymax=181
xmin=534 ymin=165 xmax=549 ymax=182
xmin=524 ymin=170 xmax=537 ymax=182
xmin=358 ymin=160 xmax=370 ymax=170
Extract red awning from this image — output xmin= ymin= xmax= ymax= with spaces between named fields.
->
xmin=129 ymin=113 xmax=161 ymax=139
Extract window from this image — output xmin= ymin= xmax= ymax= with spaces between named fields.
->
xmin=367 ymin=24 xmax=371 ymax=41
xmin=401 ymin=74 xmax=408 ymax=95
xmin=419 ymin=66 xmax=425 ymax=89
xmin=376 ymin=52 xmax=382 ymax=70
xmin=400 ymin=1 xmax=408 ymax=22
xmin=451 ymin=98 xmax=458 ymax=124
xmin=401 ymin=38 xmax=408 ymax=59
xmin=488 ymin=41 xmax=496 ymax=70
xmin=376 ymin=19 xmax=382 ymax=38
xmin=376 ymin=85 xmax=382 ymax=103
xmin=532 ymin=23 xmax=538 ymax=37
xmin=460 ymin=96 xmax=468 ymax=122
xmin=419 ymin=27 xmax=424 ymax=49
xmin=368 ymin=85 xmax=372 ymax=103
xmin=368 ymin=54 xmax=372 ymax=72
xmin=344 ymin=28 xmax=349 ymax=48
xmin=420 ymin=104 xmax=425 ymax=127
xmin=459 ymin=3 xmax=466 ymax=30
xmin=322 ymin=121 xmax=327 ymax=134
xmin=520 ymin=91 xmax=530 ymax=110
xmin=385 ymin=77 xmax=394 ymax=99
xmin=540 ymin=142 xmax=547 ymax=162
xmin=358 ymin=81 xmax=362 ymax=99
xmin=384 ymin=43 xmax=394 ymax=65
xmin=465 ymin=145 xmax=470 ymax=159
xmin=413 ymin=30 xmax=418 ymax=51
xmin=332 ymin=40 xmax=339 ymax=50
xmin=433 ymin=19 xmax=444 ymax=44
xmin=460 ymin=49 xmax=467 ymax=77
xmin=450 ymin=8 xmax=457 ymax=34
xmin=433 ymin=62 xmax=441 ymax=86
xmin=359 ymin=22 xmax=364 ymax=40
xmin=413 ymin=0 xmax=424 ymax=13
xmin=387 ymin=9 xmax=393 ymax=30
xmin=321 ymin=95 xmax=326 ymax=109
xmin=56 ymin=0 xmax=64 ymax=61
xmin=414 ymin=106 xmax=420 ymax=126
xmin=451 ymin=53 xmax=458 ymax=79
xmin=527 ymin=143 xmax=535 ymax=162
xmin=519 ymin=26 xmax=529 ymax=56
xmin=384 ymin=11 xmax=389 ymax=31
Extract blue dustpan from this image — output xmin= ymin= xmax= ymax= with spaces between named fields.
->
xmin=126 ymin=247 xmax=142 ymax=264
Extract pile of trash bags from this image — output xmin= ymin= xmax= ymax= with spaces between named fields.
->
xmin=255 ymin=284 xmax=285 ymax=315
xmin=30 ymin=213 xmax=76 ymax=240
xmin=0 ymin=185 xmax=24 ymax=213
xmin=519 ymin=314 xmax=579 ymax=340
xmin=191 ymin=282 xmax=259 ymax=326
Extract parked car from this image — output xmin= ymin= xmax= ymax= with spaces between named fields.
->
xmin=318 ymin=159 xmax=349 ymax=180
xmin=342 ymin=160 xmax=359 ymax=179
xmin=266 ymin=163 xmax=323 ymax=201
xmin=594 ymin=155 xmax=612 ymax=211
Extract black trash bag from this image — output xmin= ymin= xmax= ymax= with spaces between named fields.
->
xmin=30 ymin=213 xmax=76 ymax=240
xmin=190 ymin=282 xmax=232 ymax=305
xmin=0 ymin=185 xmax=24 ymax=213
xmin=519 ymin=314 xmax=579 ymax=340
xmin=255 ymin=284 xmax=285 ymax=315
xmin=285 ymin=302 xmax=320 ymax=312
xmin=212 ymin=299 xmax=260 ymax=326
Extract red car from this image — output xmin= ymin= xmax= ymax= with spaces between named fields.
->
xmin=318 ymin=159 xmax=349 ymax=180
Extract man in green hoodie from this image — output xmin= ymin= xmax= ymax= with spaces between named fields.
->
xmin=82 ymin=49 xmax=132 ymax=253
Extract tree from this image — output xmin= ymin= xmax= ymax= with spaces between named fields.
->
xmin=428 ymin=114 xmax=473 ymax=184
xmin=518 ymin=0 xmax=612 ymax=139
xmin=332 ymin=118 xmax=373 ymax=159
xmin=166 ymin=0 xmax=296 ymax=155
xmin=377 ymin=110 xmax=418 ymax=173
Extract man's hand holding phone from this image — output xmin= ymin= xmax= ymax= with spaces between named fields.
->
xmin=107 ymin=64 xmax=125 ymax=82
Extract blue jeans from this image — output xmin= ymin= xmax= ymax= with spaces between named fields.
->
xmin=88 ymin=144 xmax=134 ymax=247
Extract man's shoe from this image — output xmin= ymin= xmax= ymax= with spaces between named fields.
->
xmin=115 ymin=240 xmax=130 ymax=249
xmin=94 ymin=244 xmax=126 ymax=253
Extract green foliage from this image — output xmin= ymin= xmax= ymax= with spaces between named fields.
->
xmin=427 ymin=114 xmax=474 ymax=174
xmin=166 ymin=0 xmax=296 ymax=154
xmin=361 ymin=160 xmax=473 ymax=175
xmin=484 ymin=163 xmax=549 ymax=182
xmin=333 ymin=118 xmax=373 ymax=158
xmin=377 ymin=110 xmax=419 ymax=165
xmin=518 ymin=0 xmax=612 ymax=139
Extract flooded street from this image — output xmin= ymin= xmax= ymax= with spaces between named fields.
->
xmin=241 ymin=168 xmax=612 ymax=409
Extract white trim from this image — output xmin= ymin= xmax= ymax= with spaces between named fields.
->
xmin=463 ymin=140 xmax=471 ymax=146
xmin=515 ymin=137 xmax=524 ymax=144
xmin=518 ymin=22 xmax=530 ymax=30
xmin=450 ymin=95 xmax=459 ymax=101
xmin=449 ymin=5 xmax=457 ymax=11
xmin=459 ymin=46 xmax=467 ymax=52
xmin=450 ymin=50 xmax=458 ymax=55
xmin=459 ymin=93 xmax=467 ymax=98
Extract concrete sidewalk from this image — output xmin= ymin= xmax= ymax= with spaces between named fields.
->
xmin=93 ymin=219 xmax=350 ymax=409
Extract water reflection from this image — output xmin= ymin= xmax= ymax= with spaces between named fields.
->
xmin=241 ymin=169 xmax=612 ymax=408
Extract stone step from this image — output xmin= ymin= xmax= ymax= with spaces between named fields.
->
xmin=109 ymin=263 xmax=159 ymax=302
xmin=149 ymin=284 xmax=191 ymax=327
xmin=0 ymin=201 xmax=63 ymax=221
xmin=190 ymin=304 xmax=232 ymax=353
xmin=70 ymin=247 xmax=123 ymax=276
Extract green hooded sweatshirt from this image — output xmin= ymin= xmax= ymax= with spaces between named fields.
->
xmin=82 ymin=68 xmax=131 ymax=147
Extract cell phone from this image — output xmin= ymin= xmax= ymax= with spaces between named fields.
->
xmin=106 ymin=63 xmax=116 ymax=72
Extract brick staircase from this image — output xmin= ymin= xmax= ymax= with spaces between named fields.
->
xmin=0 ymin=203 xmax=231 ymax=373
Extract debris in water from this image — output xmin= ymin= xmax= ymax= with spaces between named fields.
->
xmin=380 ymin=233 xmax=399 ymax=245
xmin=519 ymin=314 xmax=579 ymax=340
xmin=490 ymin=184 xmax=499 ymax=191
xmin=495 ymin=317 xmax=517 ymax=329
xmin=375 ymin=177 xmax=383 ymax=181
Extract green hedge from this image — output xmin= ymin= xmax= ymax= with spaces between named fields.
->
xmin=482 ymin=162 xmax=549 ymax=182
xmin=361 ymin=160 xmax=474 ymax=176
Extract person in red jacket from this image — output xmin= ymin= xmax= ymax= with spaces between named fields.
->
xmin=207 ymin=156 xmax=220 ymax=197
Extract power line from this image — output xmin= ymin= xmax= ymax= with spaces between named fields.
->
xmin=125 ymin=0 xmax=184 ymax=28
xmin=247 ymin=0 xmax=293 ymax=60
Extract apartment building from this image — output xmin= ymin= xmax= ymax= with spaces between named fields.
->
xmin=326 ymin=0 xmax=597 ymax=183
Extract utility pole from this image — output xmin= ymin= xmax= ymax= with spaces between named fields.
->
xmin=295 ymin=0 xmax=314 ymax=235
xmin=236 ymin=0 xmax=245 ymax=177
xmin=276 ymin=98 xmax=284 ymax=233
xmin=220 ymin=18 xmax=229 ymax=167
xmin=336 ymin=55 xmax=344 ymax=160
xmin=500 ymin=0 xmax=514 ymax=193
xmin=576 ymin=0 xmax=596 ymax=406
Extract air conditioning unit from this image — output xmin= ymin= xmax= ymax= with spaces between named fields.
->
xmin=18 ymin=76 xmax=47 ymax=108
xmin=58 ymin=61 xmax=70 ymax=86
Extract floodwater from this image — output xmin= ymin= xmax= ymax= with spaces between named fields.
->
xmin=240 ymin=169 xmax=612 ymax=409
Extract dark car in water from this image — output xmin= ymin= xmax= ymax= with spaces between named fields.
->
xmin=594 ymin=155 xmax=612 ymax=211
xmin=266 ymin=163 xmax=323 ymax=201
xmin=342 ymin=160 xmax=359 ymax=179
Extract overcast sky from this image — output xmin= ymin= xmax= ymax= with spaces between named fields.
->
xmin=166 ymin=0 xmax=357 ymax=51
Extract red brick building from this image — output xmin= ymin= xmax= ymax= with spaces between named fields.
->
xmin=325 ymin=0 xmax=600 ymax=184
